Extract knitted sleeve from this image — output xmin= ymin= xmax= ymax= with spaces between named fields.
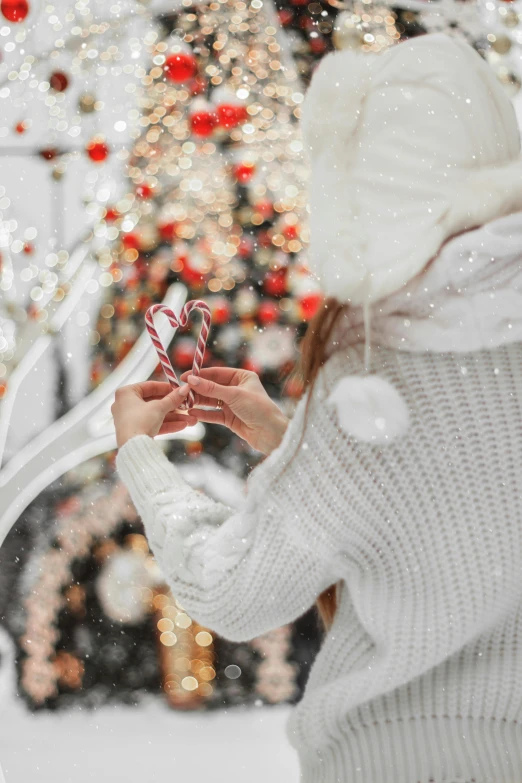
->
xmin=114 ymin=395 xmax=337 ymax=643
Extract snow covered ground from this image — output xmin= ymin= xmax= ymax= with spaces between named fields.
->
xmin=0 ymin=697 xmax=300 ymax=783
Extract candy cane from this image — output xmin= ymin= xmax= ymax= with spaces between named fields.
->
xmin=145 ymin=300 xmax=212 ymax=410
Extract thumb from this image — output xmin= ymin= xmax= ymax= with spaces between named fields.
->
xmin=158 ymin=384 xmax=190 ymax=413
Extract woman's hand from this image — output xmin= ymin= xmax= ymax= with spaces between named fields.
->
xmin=181 ymin=367 xmax=289 ymax=455
xmin=111 ymin=381 xmax=198 ymax=449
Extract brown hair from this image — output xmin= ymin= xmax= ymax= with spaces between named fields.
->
xmin=286 ymin=296 xmax=347 ymax=634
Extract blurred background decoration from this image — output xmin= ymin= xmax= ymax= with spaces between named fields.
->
xmin=0 ymin=0 xmax=522 ymax=722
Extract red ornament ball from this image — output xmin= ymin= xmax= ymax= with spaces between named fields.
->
xmin=39 ymin=148 xmax=59 ymax=161
xmin=300 ymin=292 xmax=323 ymax=321
xmin=50 ymin=71 xmax=69 ymax=92
xmin=15 ymin=120 xmax=27 ymax=134
xmin=173 ymin=337 xmax=196 ymax=369
xmin=217 ymin=103 xmax=248 ymax=130
xmin=1 ymin=0 xmax=29 ymax=22
xmin=233 ymin=162 xmax=256 ymax=184
xmin=257 ymin=230 xmax=273 ymax=249
xmin=211 ymin=298 xmax=232 ymax=325
xmin=136 ymin=183 xmax=153 ymax=199
xmin=122 ymin=233 xmax=140 ymax=251
xmin=86 ymin=138 xmax=109 ymax=162
xmin=104 ymin=207 xmax=120 ymax=222
xmin=310 ymin=36 xmax=327 ymax=55
xmin=180 ymin=261 xmax=206 ymax=287
xmin=164 ymin=52 xmax=197 ymax=84
xmin=158 ymin=222 xmax=177 ymax=241
xmin=278 ymin=9 xmax=294 ymax=25
xmin=263 ymin=268 xmax=287 ymax=297
xmin=258 ymin=300 xmax=280 ymax=325
xmin=238 ymin=236 xmax=254 ymax=258
xmin=22 ymin=242 xmax=34 ymax=254
xmin=254 ymin=199 xmax=274 ymax=220
xmin=299 ymin=15 xmax=314 ymax=31
xmin=190 ymin=109 xmax=218 ymax=138
xmin=282 ymin=224 xmax=299 ymax=240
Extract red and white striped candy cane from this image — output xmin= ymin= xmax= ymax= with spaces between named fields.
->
xmin=145 ymin=300 xmax=212 ymax=409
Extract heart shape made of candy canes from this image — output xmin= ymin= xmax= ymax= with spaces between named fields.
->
xmin=145 ymin=300 xmax=212 ymax=410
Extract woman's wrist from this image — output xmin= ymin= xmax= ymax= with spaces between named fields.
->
xmin=260 ymin=411 xmax=289 ymax=456
xmin=116 ymin=429 xmax=150 ymax=450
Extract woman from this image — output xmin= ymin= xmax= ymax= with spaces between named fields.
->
xmin=112 ymin=33 xmax=522 ymax=783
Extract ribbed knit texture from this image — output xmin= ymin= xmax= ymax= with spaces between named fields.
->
xmin=116 ymin=340 xmax=522 ymax=783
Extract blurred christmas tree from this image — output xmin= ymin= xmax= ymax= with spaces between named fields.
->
xmin=85 ymin=0 xmax=325 ymax=711
xmin=11 ymin=0 xmax=325 ymax=713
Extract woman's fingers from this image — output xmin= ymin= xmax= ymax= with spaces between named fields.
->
xmin=142 ymin=383 xmax=215 ymax=409
xmin=162 ymin=412 xmax=198 ymax=425
xmin=186 ymin=374 xmax=237 ymax=403
xmin=158 ymin=384 xmax=191 ymax=413
xmin=141 ymin=382 xmax=192 ymax=407
xmin=180 ymin=367 xmax=240 ymax=386
xmin=139 ymin=381 xmax=173 ymax=397
xmin=158 ymin=419 xmax=196 ymax=435
xmin=189 ymin=407 xmax=226 ymax=425
xmin=186 ymin=390 xmax=219 ymax=407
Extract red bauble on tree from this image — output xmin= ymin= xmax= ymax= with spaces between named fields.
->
xmin=264 ymin=268 xmax=287 ymax=297
xmin=136 ymin=183 xmax=153 ymax=199
xmin=238 ymin=236 xmax=254 ymax=258
xmin=172 ymin=337 xmax=197 ymax=369
xmin=310 ymin=36 xmax=327 ymax=55
xmin=190 ymin=108 xmax=218 ymax=138
xmin=216 ymin=103 xmax=248 ymax=129
xmin=177 ymin=254 xmax=207 ymax=287
xmin=39 ymin=147 xmax=59 ymax=161
xmin=104 ymin=207 xmax=120 ymax=222
xmin=50 ymin=71 xmax=69 ymax=92
xmin=282 ymin=223 xmax=299 ymax=240
xmin=212 ymin=87 xmax=249 ymax=130
xmin=86 ymin=137 xmax=109 ymax=162
xmin=278 ymin=8 xmax=294 ymax=25
xmin=164 ymin=52 xmax=197 ymax=83
xmin=210 ymin=297 xmax=232 ymax=325
xmin=258 ymin=300 xmax=280 ymax=325
xmin=233 ymin=162 xmax=256 ymax=184
xmin=180 ymin=266 xmax=205 ymax=286
xmin=1 ymin=0 xmax=29 ymax=22
xmin=122 ymin=232 xmax=140 ymax=251
xmin=254 ymin=199 xmax=274 ymax=220
xmin=257 ymin=230 xmax=273 ymax=249
xmin=158 ymin=222 xmax=177 ymax=241
xmin=299 ymin=292 xmax=323 ymax=320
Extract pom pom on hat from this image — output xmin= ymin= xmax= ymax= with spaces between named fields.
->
xmin=327 ymin=375 xmax=410 ymax=443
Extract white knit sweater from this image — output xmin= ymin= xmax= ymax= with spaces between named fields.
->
xmin=116 ymin=333 xmax=522 ymax=783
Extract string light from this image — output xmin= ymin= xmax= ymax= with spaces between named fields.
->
xmin=153 ymin=587 xmax=216 ymax=707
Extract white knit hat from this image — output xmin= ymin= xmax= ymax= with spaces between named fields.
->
xmin=300 ymin=32 xmax=522 ymax=306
